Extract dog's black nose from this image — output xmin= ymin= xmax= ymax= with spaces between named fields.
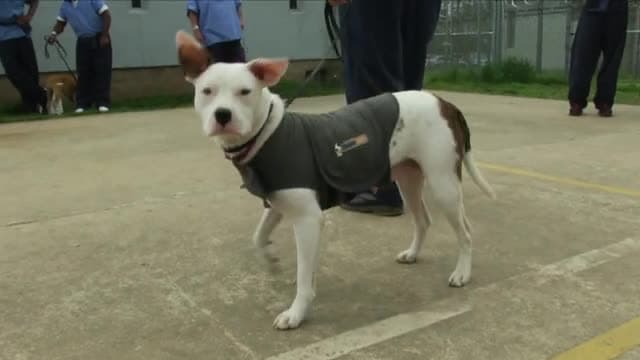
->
xmin=214 ymin=108 xmax=232 ymax=126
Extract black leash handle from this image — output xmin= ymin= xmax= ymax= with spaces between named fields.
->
xmin=43 ymin=36 xmax=77 ymax=82
xmin=324 ymin=2 xmax=342 ymax=61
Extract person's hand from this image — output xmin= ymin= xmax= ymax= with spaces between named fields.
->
xmin=47 ymin=33 xmax=57 ymax=44
xmin=16 ymin=14 xmax=33 ymax=25
xmin=240 ymin=20 xmax=245 ymax=30
xmin=99 ymin=33 xmax=110 ymax=47
xmin=327 ymin=0 xmax=348 ymax=6
xmin=193 ymin=28 xmax=204 ymax=43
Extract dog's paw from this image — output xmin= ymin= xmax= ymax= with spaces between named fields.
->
xmin=255 ymin=239 xmax=279 ymax=263
xmin=395 ymin=249 xmax=418 ymax=264
xmin=448 ymin=266 xmax=471 ymax=287
xmin=273 ymin=308 xmax=305 ymax=330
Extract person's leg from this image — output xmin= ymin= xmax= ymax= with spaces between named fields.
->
xmin=338 ymin=0 xmax=404 ymax=104
xmin=0 ymin=38 xmax=30 ymax=111
xmin=18 ymin=36 xmax=47 ymax=112
xmin=337 ymin=0 xmax=405 ymax=215
xmin=94 ymin=40 xmax=113 ymax=109
xmin=0 ymin=37 xmax=46 ymax=113
xmin=567 ymin=10 xmax=604 ymax=114
xmin=227 ymin=39 xmax=246 ymax=63
xmin=593 ymin=2 xmax=628 ymax=116
xmin=207 ymin=40 xmax=244 ymax=63
xmin=75 ymin=38 xmax=95 ymax=110
xmin=402 ymin=0 xmax=442 ymax=90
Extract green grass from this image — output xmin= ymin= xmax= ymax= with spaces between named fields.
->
xmin=425 ymin=57 xmax=640 ymax=105
xmin=1 ymin=58 xmax=638 ymax=123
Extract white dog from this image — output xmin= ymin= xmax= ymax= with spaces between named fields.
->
xmin=176 ymin=30 xmax=495 ymax=330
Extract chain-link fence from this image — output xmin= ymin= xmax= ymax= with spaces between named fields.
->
xmin=428 ymin=0 xmax=640 ymax=78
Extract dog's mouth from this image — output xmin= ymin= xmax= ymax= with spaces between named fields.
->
xmin=222 ymin=102 xmax=274 ymax=164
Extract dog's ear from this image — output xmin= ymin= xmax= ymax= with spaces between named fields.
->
xmin=247 ymin=58 xmax=289 ymax=87
xmin=176 ymin=30 xmax=210 ymax=82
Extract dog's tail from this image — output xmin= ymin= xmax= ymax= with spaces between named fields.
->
xmin=458 ymin=110 xmax=496 ymax=199
xmin=463 ymin=151 xmax=496 ymax=199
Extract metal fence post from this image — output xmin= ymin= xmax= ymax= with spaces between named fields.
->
xmin=634 ymin=3 xmax=640 ymax=78
xmin=564 ymin=1 xmax=573 ymax=75
xmin=536 ymin=0 xmax=544 ymax=72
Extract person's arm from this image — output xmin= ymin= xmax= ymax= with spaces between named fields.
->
xmin=88 ymin=0 xmax=111 ymax=46
xmin=187 ymin=0 xmax=204 ymax=43
xmin=16 ymin=0 xmax=39 ymax=25
xmin=236 ymin=0 xmax=244 ymax=30
xmin=99 ymin=10 xmax=111 ymax=46
xmin=47 ymin=6 xmax=67 ymax=44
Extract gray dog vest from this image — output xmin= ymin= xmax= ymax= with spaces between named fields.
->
xmin=233 ymin=93 xmax=400 ymax=210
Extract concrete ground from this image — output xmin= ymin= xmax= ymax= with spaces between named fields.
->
xmin=1 ymin=91 xmax=639 ymax=360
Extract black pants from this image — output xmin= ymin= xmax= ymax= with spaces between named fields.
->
xmin=0 ymin=36 xmax=46 ymax=113
xmin=207 ymin=39 xmax=246 ymax=64
xmin=338 ymin=0 xmax=442 ymax=203
xmin=76 ymin=35 xmax=113 ymax=109
xmin=339 ymin=0 xmax=442 ymax=104
xmin=568 ymin=1 xmax=628 ymax=108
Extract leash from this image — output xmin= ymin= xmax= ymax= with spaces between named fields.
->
xmin=283 ymin=2 xmax=343 ymax=109
xmin=44 ymin=36 xmax=77 ymax=82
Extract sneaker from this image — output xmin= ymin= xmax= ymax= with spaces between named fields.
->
xmin=98 ymin=106 xmax=110 ymax=113
xmin=569 ymin=103 xmax=583 ymax=116
xmin=596 ymin=103 xmax=612 ymax=117
xmin=75 ymin=108 xmax=85 ymax=113
xmin=340 ymin=191 xmax=404 ymax=217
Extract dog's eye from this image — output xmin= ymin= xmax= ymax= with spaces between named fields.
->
xmin=202 ymin=87 xmax=212 ymax=95
xmin=239 ymin=88 xmax=251 ymax=96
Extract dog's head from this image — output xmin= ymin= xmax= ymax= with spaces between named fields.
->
xmin=175 ymin=30 xmax=288 ymax=145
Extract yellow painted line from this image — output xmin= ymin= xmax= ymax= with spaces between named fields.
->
xmin=478 ymin=162 xmax=640 ymax=198
xmin=549 ymin=317 xmax=640 ymax=360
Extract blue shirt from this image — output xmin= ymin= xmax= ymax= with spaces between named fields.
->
xmin=58 ymin=0 xmax=108 ymax=38
xmin=0 ymin=0 xmax=28 ymax=42
xmin=187 ymin=0 xmax=242 ymax=46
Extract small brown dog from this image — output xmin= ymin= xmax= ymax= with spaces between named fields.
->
xmin=44 ymin=73 xmax=76 ymax=115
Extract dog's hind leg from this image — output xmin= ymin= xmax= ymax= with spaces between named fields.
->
xmin=429 ymin=173 xmax=473 ymax=287
xmin=252 ymin=208 xmax=282 ymax=265
xmin=393 ymin=161 xmax=432 ymax=264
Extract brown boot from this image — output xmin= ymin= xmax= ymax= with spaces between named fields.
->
xmin=569 ymin=103 xmax=583 ymax=116
xmin=596 ymin=103 xmax=613 ymax=117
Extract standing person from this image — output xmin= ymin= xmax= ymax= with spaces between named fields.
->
xmin=327 ymin=0 xmax=442 ymax=216
xmin=0 ymin=0 xmax=48 ymax=114
xmin=47 ymin=0 xmax=113 ymax=113
xmin=568 ymin=0 xmax=629 ymax=117
xmin=187 ymin=0 xmax=245 ymax=63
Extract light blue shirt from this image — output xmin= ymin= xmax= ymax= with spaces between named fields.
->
xmin=187 ymin=0 xmax=242 ymax=46
xmin=58 ymin=0 xmax=108 ymax=38
xmin=0 ymin=0 xmax=28 ymax=42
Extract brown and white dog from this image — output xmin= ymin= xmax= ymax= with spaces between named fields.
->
xmin=44 ymin=73 xmax=76 ymax=115
xmin=176 ymin=30 xmax=496 ymax=330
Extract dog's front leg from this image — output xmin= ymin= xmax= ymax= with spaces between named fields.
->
xmin=270 ymin=189 xmax=322 ymax=330
xmin=252 ymin=208 xmax=282 ymax=265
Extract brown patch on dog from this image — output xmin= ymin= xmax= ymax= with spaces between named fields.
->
xmin=44 ymin=73 xmax=77 ymax=110
xmin=436 ymin=96 xmax=470 ymax=180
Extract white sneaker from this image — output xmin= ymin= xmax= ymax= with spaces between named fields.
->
xmin=75 ymin=108 xmax=85 ymax=113
xmin=98 ymin=106 xmax=110 ymax=113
